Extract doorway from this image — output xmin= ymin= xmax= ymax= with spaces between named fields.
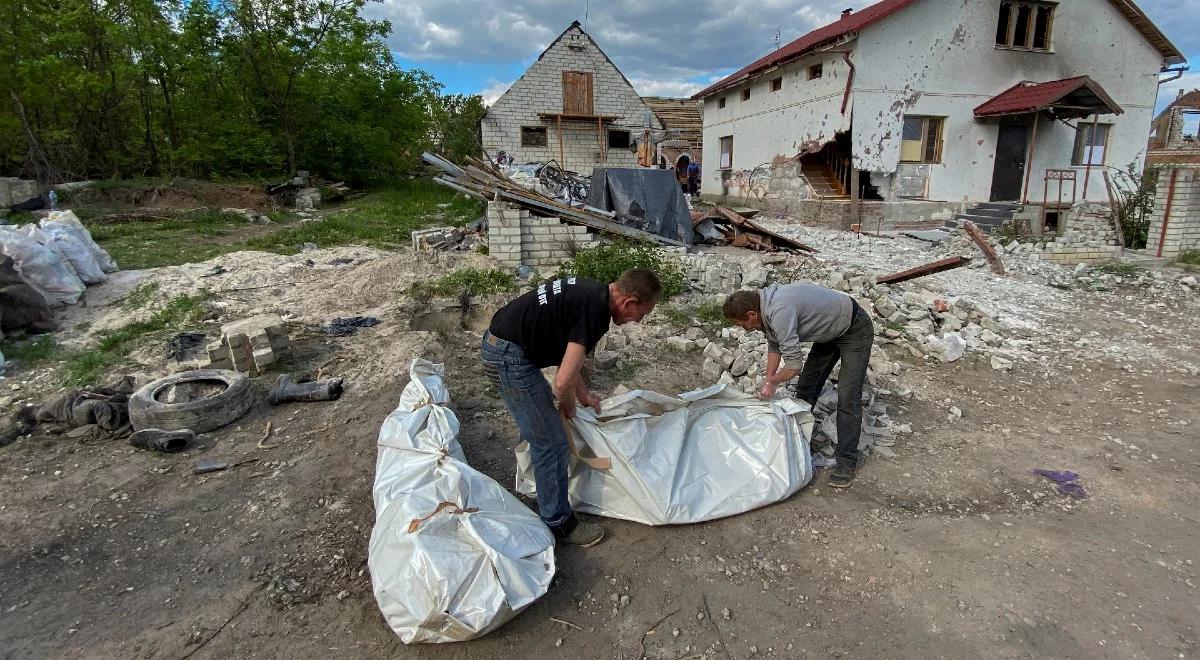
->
xmin=990 ymin=121 xmax=1029 ymax=201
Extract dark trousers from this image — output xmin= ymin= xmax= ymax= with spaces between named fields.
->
xmin=793 ymin=303 xmax=874 ymax=466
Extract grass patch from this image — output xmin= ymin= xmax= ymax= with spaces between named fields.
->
xmin=609 ymin=357 xmax=646 ymax=382
xmin=244 ymin=180 xmax=482 ymax=254
xmin=1176 ymin=249 xmax=1200 ymax=270
xmin=0 ymin=335 xmax=61 ymax=367
xmin=658 ymin=305 xmax=693 ymax=327
xmin=696 ymin=301 xmax=725 ymax=325
xmin=86 ymin=209 xmax=260 ymax=269
xmin=62 ymin=293 xmax=210 ymax=385
xmin=656 ymin=300 xmax=726 ymax=330
xmin=408 ymin=267 xmax=517 ymax=301
xmin=1092 ymin=261 xmax=1143 ymax=277
xmin=557 ymin=240 xmax=686 ymax=299
xmin=121 ymin=282 xmax=161 ymax=310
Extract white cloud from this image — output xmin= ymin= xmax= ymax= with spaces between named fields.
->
xmin=1157 ymin=70 xmax=1200 ymax=112
xmin=479 ymin=79 xmax=513 ymax=106
xmin=628 ymin=78 xmax=706 ymax=98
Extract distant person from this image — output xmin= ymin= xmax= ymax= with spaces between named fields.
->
xmin=481 ymin=269 xmax=662 ymax=546
xmin=675 ymin=154 xmax=691 ymax=192
xmin=722 ymin=283 xmax=874 ymax=489
xmin=686 ymin=160 xmax=701 ymax=195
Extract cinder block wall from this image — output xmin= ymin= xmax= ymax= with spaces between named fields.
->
xmin=487 ymin=202 xmax=596 ymax=268
xmin=1147 ymin=166 xmax=1200 ymax=258
xmin=1040 ymin=202 xmax=1121 ymax=264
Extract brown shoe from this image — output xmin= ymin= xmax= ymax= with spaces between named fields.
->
xmin=828 ymin=461 xmax=858 ymax=489
xmin=562 ymin=520 xmax=605 ymax=547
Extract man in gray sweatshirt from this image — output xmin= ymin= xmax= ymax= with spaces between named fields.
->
xmin=723 ymin=283 xmax=874 ymax=488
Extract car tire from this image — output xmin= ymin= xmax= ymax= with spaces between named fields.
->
xmin=129 ymin=369 xmax=253 ymax=433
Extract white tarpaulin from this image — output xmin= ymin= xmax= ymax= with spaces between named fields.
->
xmin=369 ymin=359 xmax=555 ymax=644
xmin=516 ymin=384 xmax=814 ymax=526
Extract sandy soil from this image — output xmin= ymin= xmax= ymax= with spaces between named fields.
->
xmin=1 ymin=231 xmax=1198 ymax=660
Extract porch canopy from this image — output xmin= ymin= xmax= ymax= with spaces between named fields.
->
xmin=973 ymin=76 xmax=1123 ymax=119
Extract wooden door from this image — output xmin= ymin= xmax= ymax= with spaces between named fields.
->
xmin=562 ymin=71 xmax=593 ymax=116
xmin=990 ymin=122 xmax=1029 ymax=201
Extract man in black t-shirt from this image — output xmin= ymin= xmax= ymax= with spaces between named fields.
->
xmin=482 ymin=268 xmax=661 ymax=547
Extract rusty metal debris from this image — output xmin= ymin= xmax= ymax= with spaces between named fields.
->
xmin=875 ymin=256 xmax=971 ymax=285
xmin=963 ymin=221 xmax=1007 ymax=275
xmin=691 ymin=206 xmax=818 ymax=253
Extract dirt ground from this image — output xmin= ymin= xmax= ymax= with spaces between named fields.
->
xmin=1 ymin=228 xmax=1198 ymax=660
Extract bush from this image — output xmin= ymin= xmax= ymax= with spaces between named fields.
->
xmin=1177 ymin=249 xmax=1200 ymax=268
xmin=557 ymin=240 xmax=686 ymax=298
xmin=408 ymin=268 xmax=516 ymax=300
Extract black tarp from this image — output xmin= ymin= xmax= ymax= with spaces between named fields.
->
xmin=586 ymin=168 xmax=692 ymax=245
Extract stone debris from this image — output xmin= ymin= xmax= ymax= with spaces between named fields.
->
xmin=411 ymin=225 xmax=480 ymax=252
xmin=207 ymin=313 xmax=291 ymax=376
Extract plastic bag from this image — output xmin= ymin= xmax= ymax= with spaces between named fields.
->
xmin=41 ymin=211 xmax=118 ymax=273
xmin=39 ymin=217 xmax=107 ymax=284
xmin=517 ymin=384 xmax=814 ymax=526
xmin=369 ymin=359 xmax=555 ymax=644
xmin=0 ymin=224 xmax=85 ymax=305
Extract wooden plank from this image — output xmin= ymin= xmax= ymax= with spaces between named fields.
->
xmin=562 ymin=72 xmax=593 ymax=115
xmin=875 ymin=256 xmax=971 ymax=285
xmin=713 ymin=206 xmax=818 ymax=252
xmin=963 ymin=221 xmax=1007 ymax=275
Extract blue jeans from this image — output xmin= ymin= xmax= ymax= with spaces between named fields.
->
xmin=480 ymin=331 xmax=576 ymax=536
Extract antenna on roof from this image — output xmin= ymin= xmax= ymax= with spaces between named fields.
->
xmin=773 ymin=27 xmax=781 ymax=50
xmin=584 ymin=0 xmax=590 ymax=30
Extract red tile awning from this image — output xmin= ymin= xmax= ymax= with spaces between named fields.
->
xmin=974 ymin=76 xmax=1123 ymax=119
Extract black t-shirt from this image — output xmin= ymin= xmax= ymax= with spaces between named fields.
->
xmin=488 ymin=277 xmax=612 ymax=368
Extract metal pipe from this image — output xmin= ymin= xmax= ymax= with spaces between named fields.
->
xmin=1156 ymin=169 xmax=1178 ymax=258
xmin=1157 ymin=64 xmax=1189 ymax=86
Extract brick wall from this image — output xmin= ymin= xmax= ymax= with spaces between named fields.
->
xmin=481 ymin=24 xmax=657 ymax=175
xmin=1039 ymin=202 xmax=1121 ymax=264
xmin=487 ymin=202 xmax=597 ymax=268
xmin=1147 ymin=165 xmax=1200 ymax=258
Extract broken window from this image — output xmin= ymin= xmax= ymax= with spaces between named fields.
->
xmin=996 ymin=1 xmax=1054 ymax=51
xmin=900 ymin=115 xmax=944 ymax=164
xmin=741 ymin=88 xmax=751 ymax=102
xmin=719 ymin=135 xmax=733 ymax=170
xmin=718 ymin=96 xmax=727 ymax=109
xmin=807 ymin=64 xmax=823 ymax=80
xmin=520 ymin=126 xmax=547 ymax=147
xmin=1072 ymin=123 xmax=1110 ymax=166
xmin=607 ymin=129 xmax=631 ymax=149
xmin=771 ymin=77 xmax=783 ymax=92
xmin=1184 ymin=112 xmax=1200 ymax=140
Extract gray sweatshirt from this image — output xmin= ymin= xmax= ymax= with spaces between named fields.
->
xmin=760 ymin=283 xmax=853 ymax=368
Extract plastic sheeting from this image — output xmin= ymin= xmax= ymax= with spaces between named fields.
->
xmin=39 ymin=215 xmax=107 ymax=284
xmin=369 ymin=359 xmax=555 ymax=644
xmin=586 ymin=167 xmax=693 ymax=245
xmin=41 ymin=211 xmax=119 ymax=274
xmin=0 ymin=224 xmax=85 ymax=306
xmin=516 ymin=384 xmax=814 ymax=526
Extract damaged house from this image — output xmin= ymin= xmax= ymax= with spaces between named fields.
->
xmin=693 ymin=0 xmax=1186 ymax=232
xmin=481 ymin=21 xmax=662 ymax=175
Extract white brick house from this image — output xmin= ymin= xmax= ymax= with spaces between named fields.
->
xmin=482 ymin=21 xmax=661 ymax=176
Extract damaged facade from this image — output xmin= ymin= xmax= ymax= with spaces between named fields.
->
xmin=693 ymin=0 xmax=1186 ymax=231
xmin=481 ymin=21 xmax=660 ymax=176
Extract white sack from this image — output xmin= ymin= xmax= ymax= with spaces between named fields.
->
xmin=0 ymin=224 xmax=85 ymax=305
xmin=38 ymin=218 xmax=106 ymax=284
xmin=369 ymin=359 xmax=555 ymax=644
xmin=517 ymin=384 xmax=814 ymax=526
xmin=41 ymin=210 xmax=118 ymax=275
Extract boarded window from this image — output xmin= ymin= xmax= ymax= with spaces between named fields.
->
xmin=562 ymin=71 xmax=593 ymax=115
xmin=741 ymin=88 xmax=751 ymax=102
xmin=900 ymin=116 xmax=944 ymax=163
xmin=1072 ymin=123 xmax=1110 ymax=166
xmin=718 ymin=96 xmax=726 ymax=109
xmin=719 ymin=135 xmax=733 ymax=170
xmin=520 ymin=126 xmax=547 ymax=147
xmin=607 ymin=129 xmax=631 ymax=149
xmin=807 ymin=63 xmax=823 ymax=80
xmin=770 ymin=77 xmax=783 ymax=92
xmin=996 ymin=1 xmax=1054 ymax=50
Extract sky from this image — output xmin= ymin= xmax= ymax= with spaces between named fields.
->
xmin=365 ymin=0 xmax=1199 ymax=114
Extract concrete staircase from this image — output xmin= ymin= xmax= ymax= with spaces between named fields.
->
xmin=944 ymin=202 xmax=1020 ymax=233
xmin=801 ymin=162 xmax=849 ymax=199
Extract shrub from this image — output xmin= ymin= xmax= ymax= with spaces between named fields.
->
xmin=557 ymin=240 xmax=686 ymax=298
xmin=408 ymin=268 xmax=516 ymax=300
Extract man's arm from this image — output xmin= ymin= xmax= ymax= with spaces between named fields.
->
xmin=765 ymin=351 xmax=781 ymax=379
xmin=572 ymin=369 xmax=601 ymax=413
xmin=554 ymin=342 xmax=589 ymax=418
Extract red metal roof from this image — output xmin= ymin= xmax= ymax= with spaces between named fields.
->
xmin=692 ymin=0 xmax=1184 ymax=101
xmin=973 ymin=76 xmax=1123 ymax=117
xmin=691 ymin=0 xmax=918 ymax=100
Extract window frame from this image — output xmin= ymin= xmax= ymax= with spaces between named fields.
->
xmin=770 ymin=77 xmax=783 ymax=92
xmin=520 ymin=126 xmax=548 ymax=147
xmin=607 ymin=129 xmax=631 ymax=150
xmin=995 ymin=1 xmax=1055 ymax=52
xmin=717 ymin=96 xmax=726 ymax=109
xmin=1071 ymin=122 xmax=1111 ymax=166
xmin=807 ymin=63 xmax=823 ymax=80
xmin=741 ymin=88 xmax=751 ymax=102
xmin=719 ymin=135 xmax=734 ymax=170
xmin=899 ymin=115 xmax=945 ymax=164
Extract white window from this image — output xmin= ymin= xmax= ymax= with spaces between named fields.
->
xmin=900 ymin=116 xmax=944 ymax=163
xmin=719 ymin=136 xmax=733 ymax=170
xmin=996 ymin=1 xmax=1054 ymax=51
xmin=1072 ymin=123 xmax=1110 ymax=166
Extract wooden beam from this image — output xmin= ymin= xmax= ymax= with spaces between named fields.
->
xmin=963 ymin=221 xmax=1007 ymax=275
xmin=557 ymin=115 xmax=565 ymax=169
xmin=712 ymin=206 xmax=818 ymax=252
xmin=875 ymin=256 xmax=971 ymax=285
